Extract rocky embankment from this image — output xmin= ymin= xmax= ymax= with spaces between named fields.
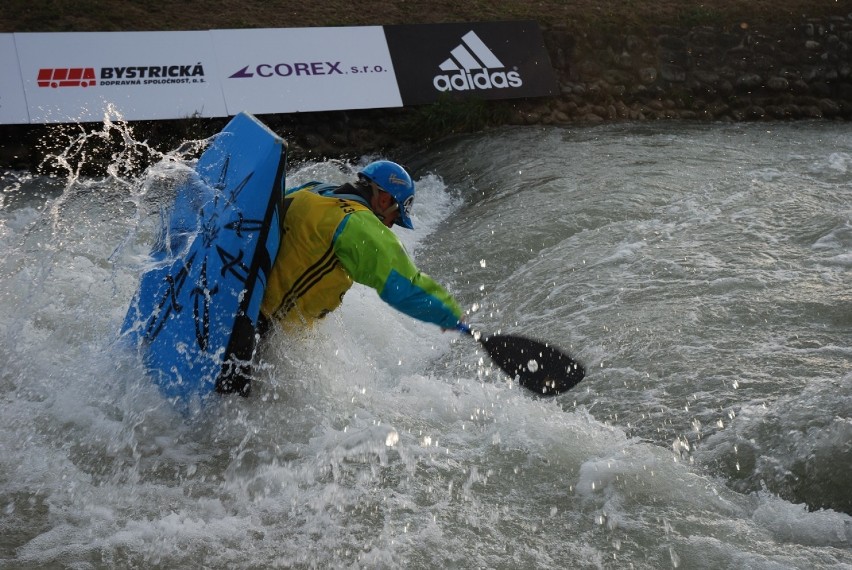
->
xmin=537 ymin=14 xmax=852 ymax=124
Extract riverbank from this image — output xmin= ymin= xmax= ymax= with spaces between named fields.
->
xmin=1 ymin=1 xmax=850 ymax=172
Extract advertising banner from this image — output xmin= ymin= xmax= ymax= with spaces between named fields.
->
xmin=15 ymin=31 xmax=228 ymax=123
xmin=2 ymin=22 xmax=557 ymax=125
xmin=0 ymin=34 xmax=29 ymax=124
xmin=383 ymin=21 xmax=558 ymax=105
xmin=211 ymin=27 xmax=402 ymax=115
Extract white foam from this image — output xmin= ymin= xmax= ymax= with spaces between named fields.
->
xmin=826 ymin=152 xmax=851 ymax=173
xmin=752 ymin=494 xmax=852 ymax=547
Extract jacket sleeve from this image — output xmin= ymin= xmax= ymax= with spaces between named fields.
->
xmin=331 ymin=210 xmax=463 ymax=329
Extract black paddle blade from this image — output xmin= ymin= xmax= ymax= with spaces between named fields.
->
xmin=479 ymin=334 xmax=585 ymax=395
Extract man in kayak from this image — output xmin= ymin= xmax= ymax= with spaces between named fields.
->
xmin=258 ymin=159 xmax=464 ymax=334
xmin=215 ymin=159 xmax=581 ymax=398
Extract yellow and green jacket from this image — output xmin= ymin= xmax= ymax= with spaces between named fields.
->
xmin=261 ymin=182 xmax=462 ymax=329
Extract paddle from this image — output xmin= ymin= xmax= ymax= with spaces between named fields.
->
xmin=457 ymin=323 xmax=585 ymax=395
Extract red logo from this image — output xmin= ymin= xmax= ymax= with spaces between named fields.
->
xmin=37 ymin=68 xmax=97 ymax=88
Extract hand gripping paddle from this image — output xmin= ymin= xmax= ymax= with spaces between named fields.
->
xmin=457 ymin=323 xmax=585 ymax=395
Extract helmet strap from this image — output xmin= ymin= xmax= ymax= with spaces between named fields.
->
xmin=368 ymin=182 xmax=399 ymax=225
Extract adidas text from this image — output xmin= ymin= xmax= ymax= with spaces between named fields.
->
xmin=433 ymin=69 xmax=523 ymax=92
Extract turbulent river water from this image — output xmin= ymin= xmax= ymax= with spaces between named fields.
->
xmin=1 ymin=120 xmax=850 ymax=569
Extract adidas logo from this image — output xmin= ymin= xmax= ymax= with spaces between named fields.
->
xmin=433 ymin=31 xmax=523 ymax=93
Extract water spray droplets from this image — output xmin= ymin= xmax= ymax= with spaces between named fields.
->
xmin=385 ymin=430 xmax=399 ymax=447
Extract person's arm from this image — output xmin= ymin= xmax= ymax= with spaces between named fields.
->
xmin=332 ymin=211 xmax=462 ymax=329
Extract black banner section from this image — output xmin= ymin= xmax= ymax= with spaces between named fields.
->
xmin=384 ymin=21 xmax=558 ymax=106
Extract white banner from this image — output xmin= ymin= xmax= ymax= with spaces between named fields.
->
xmin=15 ymin=31 xmax=228 ymax=123
xmin=3 ymin=23 xmax=555 ymax=125
xmin=211 ymin=27 xmax=402 ymax=114
xmin=0 ymin=35 xmax=29 ymax=124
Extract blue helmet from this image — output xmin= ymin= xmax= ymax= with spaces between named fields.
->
xmin=358 ymin=160 xmax=415 ymax=229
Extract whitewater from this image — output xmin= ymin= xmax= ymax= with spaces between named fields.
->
xmin=0 ymin=119 xmax=850 ymax=569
